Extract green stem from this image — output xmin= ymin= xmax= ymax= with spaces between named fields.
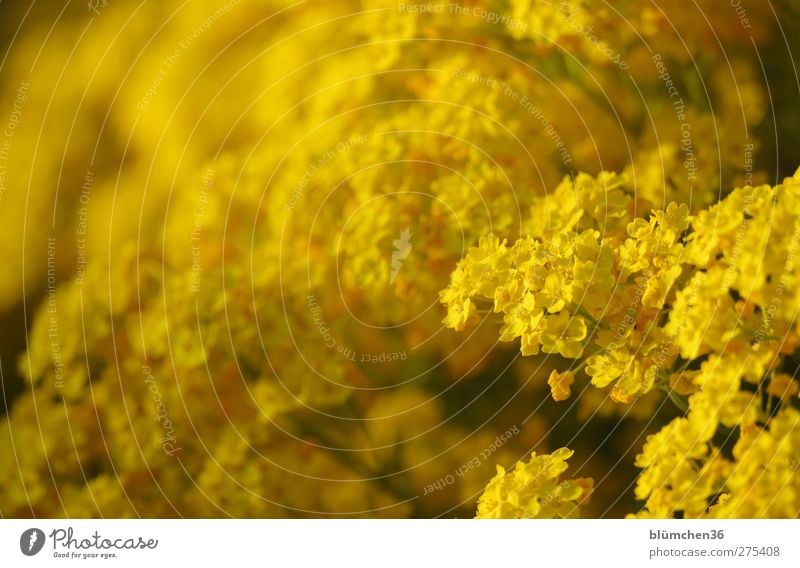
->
xmin=659 ymin=384 xmax=689 ymax=414
xmin=575 ymin=305 xmax=608 ymax=330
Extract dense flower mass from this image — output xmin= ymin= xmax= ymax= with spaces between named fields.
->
xmin=475 ymin=448 xmax=593 ymax=519
xmin=0 ymin=0 xmax=797 ymax=519
xmin=440 ymin=171 xmax=693 ymax=403
xmin=444 ymin=170 xmax=800 ymax=517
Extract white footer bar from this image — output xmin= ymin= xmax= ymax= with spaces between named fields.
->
xmin=1 ymin=520 xmax=797 ymax=567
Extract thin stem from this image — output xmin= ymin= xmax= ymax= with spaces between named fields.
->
xmin=658 ymin=384 xmax=689 ymax=414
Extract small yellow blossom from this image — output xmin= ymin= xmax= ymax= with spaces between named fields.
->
xmin=548 ymin=370 xmax=576 ymax=402
xmin=766 ymin=374 xmax=799 ymax=402
xmin=475 ymin=448 xmax=593 ymax=519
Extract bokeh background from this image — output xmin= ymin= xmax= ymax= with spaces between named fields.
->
xmin=0 ymin=0 xmax=798 ymax=518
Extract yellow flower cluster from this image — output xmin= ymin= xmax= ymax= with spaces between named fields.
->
xmin=441 ymin=171 xmax=691 ymax=403
xmin=445 ymin=170 xmax=800 ymax=518
xmin=630 ymin=173 xmax=800 ymax=518
xmin=0 ymin=0 xmax=795 ymax=520
xmin=476 ymin=448 xmax=592 ymax=519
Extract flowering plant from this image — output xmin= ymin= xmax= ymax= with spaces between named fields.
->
xmin=0 ymin=0 xmax=797 ymax=519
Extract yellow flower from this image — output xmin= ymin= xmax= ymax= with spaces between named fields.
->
xmin=1 ymin=0 xmax=792 ymax=520
xmin=711 ymin=407 xmax=800 ymax=518
xmin=541 ymin=311 xmax=588 ymax=358
xmin=548 ymin=369 xmax=576 ymax=402
xmin=442 ymin=295 xmax=477 ymax=332
xmin=586 ymin=351 xmax=630 ymax=388
xmin=475 ymin=448 xmax=593 ymax=519
xmin=766 ymin=374 xmax=799 ymax=402
xmin=610 ymin=361 xmax=657 ymax=404
xmin=632 ymin=417 xmax=725 ymax=518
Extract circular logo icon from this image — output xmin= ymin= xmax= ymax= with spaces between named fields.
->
xmin=20 ymin=528 xmax=45 ymax=556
